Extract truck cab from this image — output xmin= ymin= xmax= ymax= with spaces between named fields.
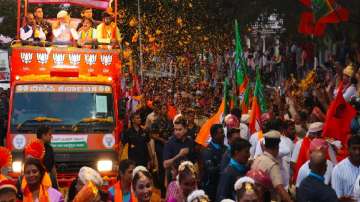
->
xmin=7 ymin=44 xmax=123 ymax=186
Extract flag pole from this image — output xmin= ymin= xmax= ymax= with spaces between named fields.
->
xmin=114 ymin=0 xmax=118 ymax=24
xmin=24 ymin=0 xmax=28 ymax=17
xmin=16 ymin=0 xmax=21 ymax=39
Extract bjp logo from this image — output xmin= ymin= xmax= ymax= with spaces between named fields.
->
xmin=20 ymin=52 xmax=33 ymax=64
xmin=100 ymin=55 xmax=112 ymax=66
xmin=53 ymin=53 xmax=65 ymax=65
xmin=85 ymin=54 xmax=97 ymax=66
xmin=36 ymin=53 xmax=48 ymax=64
xmin=69 ymin=54 xmax=81 ymax=66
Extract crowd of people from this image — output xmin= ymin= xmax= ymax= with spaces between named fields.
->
xmin=1 ymin=3 xmax=360 ymax=201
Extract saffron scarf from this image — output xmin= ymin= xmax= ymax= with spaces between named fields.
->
xmin=80 ymin=28 xmax=94 ymax=41
xmin=22 ymin=172 xmax=52 ymax=202
xmin=114 ymin=181 xmax=138 ymax=202
xmin=101 ymin=23 xmax=116 ymax=40
xmin=0 ymin=174 xmax=6 ymax=181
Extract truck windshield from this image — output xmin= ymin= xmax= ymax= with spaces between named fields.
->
xmin=10 ymin=84 xmax=115 ymax=133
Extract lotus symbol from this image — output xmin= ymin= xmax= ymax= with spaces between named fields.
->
xmin=36 ymin=53 xmax=48 ymax=64
xmin=85 ymin=54 xmax=97 ymax=66
xmin=69 ymin=54 xmax=81 ymax=66
xmin=53 ymin=53 xmax=65 ymax=65
xmin=100 ymin=55 xmax=112 ymax=66
xmin=20 ymin=52 xmax=33 ymax=64
xmin=105 ymin=137 xmax=112 ymax=147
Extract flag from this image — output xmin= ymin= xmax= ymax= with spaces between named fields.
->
xmin=298 ymin=0 xmax=349 ymax=36
xmin=234 ymin=20 xmax=249 ymax=94
xmin=28 ymin=0 xmax=111 ymax=10
xmin=322 ymin=81 xmax=356 ymax=146
xmin=249 ymin=67 xmax=266 ymax=133
xmin=311 ymin=0 xmax=334 ymax=22
xmin=195 ymin=100 xmax=225 ymax=147
xmin=298 ymin=12 xmax=316 ymax=35
xmin=241 ymin=85 xmax=251 ymax=114
xmin=293 ymin=136 xmax=311 ymax=181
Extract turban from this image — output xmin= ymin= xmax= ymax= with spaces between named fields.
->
xmin=57 ymin=10 xmax=69 ymax=19
xmin=24 ymin=139 xmax=45 ymax=160
xmin=309 ymin=138 xmax=328 ymax=152
xmin=78 ymin=167 xmax=103 ymax=187
xmin=246 ymin=169 xmax=272 ymax=189
xmin=187 ymin=190 xmax=209 ymax=202
xmin=234 ymin=176 xmax=255 ymax=191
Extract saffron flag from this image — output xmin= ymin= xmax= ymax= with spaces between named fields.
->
xmin=195 ymin=100 xmax=225 ymax=147
xmin=293 ymin=136 xmax=311 ymax=181
xmin=28 ymin=0 xmax=111 ymax=10
xmin=322 ymin=81 xmax=356 ymax=146
xmin=249 ymin=67 xmax=266 ymax=133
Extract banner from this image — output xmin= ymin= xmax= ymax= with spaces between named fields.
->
xmin=11 ymin=46 xmax=121 ymax=81
xmin=27 ymin=0 xmax=111 ymax=10
xmin=9 ymin=133 xmax=115 ymax=151
xmin=15 ymin=84 xmax=112 ymax=93
xmin=51 ymin=135 xmax=88 ymax=149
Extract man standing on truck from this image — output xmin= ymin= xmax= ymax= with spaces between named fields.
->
xmin=36 ymin=125 xmax=59 ymax=189
xmin=20 ymin=13 xmax=46 ymax=42
xmin=34 ymin=7 xmax=52 ymax=41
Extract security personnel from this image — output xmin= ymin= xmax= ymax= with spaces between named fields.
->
xmin=251 ymin=130 xmax=293 ymax=202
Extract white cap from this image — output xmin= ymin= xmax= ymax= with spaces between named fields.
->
xmin=264 ymin=130 xmax=281 ymax=139
xmin=241 ymin=114 xmax=250 ymax=124
xmin=187 ymin=190 xmax=208 ymax=202
xmin=220 ymin=200 xmax=235 ymax=202
xmin=308 ymin=122 xmax=324 ymax=133
xmin=78 ymin=166 xmax=103 ymax=187
xmin=57 ymin=10 xmax=69 ymax=18
xmin=132 ymin=166 xmax=148 ymax=178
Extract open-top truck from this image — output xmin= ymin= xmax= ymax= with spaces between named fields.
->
xmin=6 ymin=44 xmax=123 ymax=186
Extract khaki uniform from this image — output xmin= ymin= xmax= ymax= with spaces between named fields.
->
xmin=252 ymin=151 xmax=283 ymax=187
xmin=252 ymin=151 xmax=283 ymax=200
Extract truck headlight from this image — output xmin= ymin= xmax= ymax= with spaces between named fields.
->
xmin=97 ymin=160 xmax=113 ymax=172
xmin=12 ymin=161 xmax=22 ymax=173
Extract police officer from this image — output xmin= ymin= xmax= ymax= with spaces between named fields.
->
xmin=251 ymin=130 xmax=293 ymax=202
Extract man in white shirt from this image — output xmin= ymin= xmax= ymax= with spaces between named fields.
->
xmin=52 ymin=10 xmax=78 ymax=45
xmin=354 ymin=175 xmax=360 ymax=202
xmin=332 ymin=135 xmax=360 ymax=201
xmin=296 ymin=138 xmax=334 ymax=187
xmin=20 ymin=13 xmax=46 ymax=41
xmin=291 ymin=122 xmax=337 ymax=177
xmin=249 ymin=113 xmax=272 ymax=159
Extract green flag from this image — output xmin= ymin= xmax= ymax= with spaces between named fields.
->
xmin=311 ymin=0 xmax=334 ymax=21
xmin=234 ymin=20 xmax=249 ymax=93
xmin=253 ymin=67 xmax=267 ymax=113
xmin=243 ymin=84 xmax=251 ymax=107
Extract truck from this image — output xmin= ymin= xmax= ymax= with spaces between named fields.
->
xmin=6 ymin=44 xmax=123 ymax=186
